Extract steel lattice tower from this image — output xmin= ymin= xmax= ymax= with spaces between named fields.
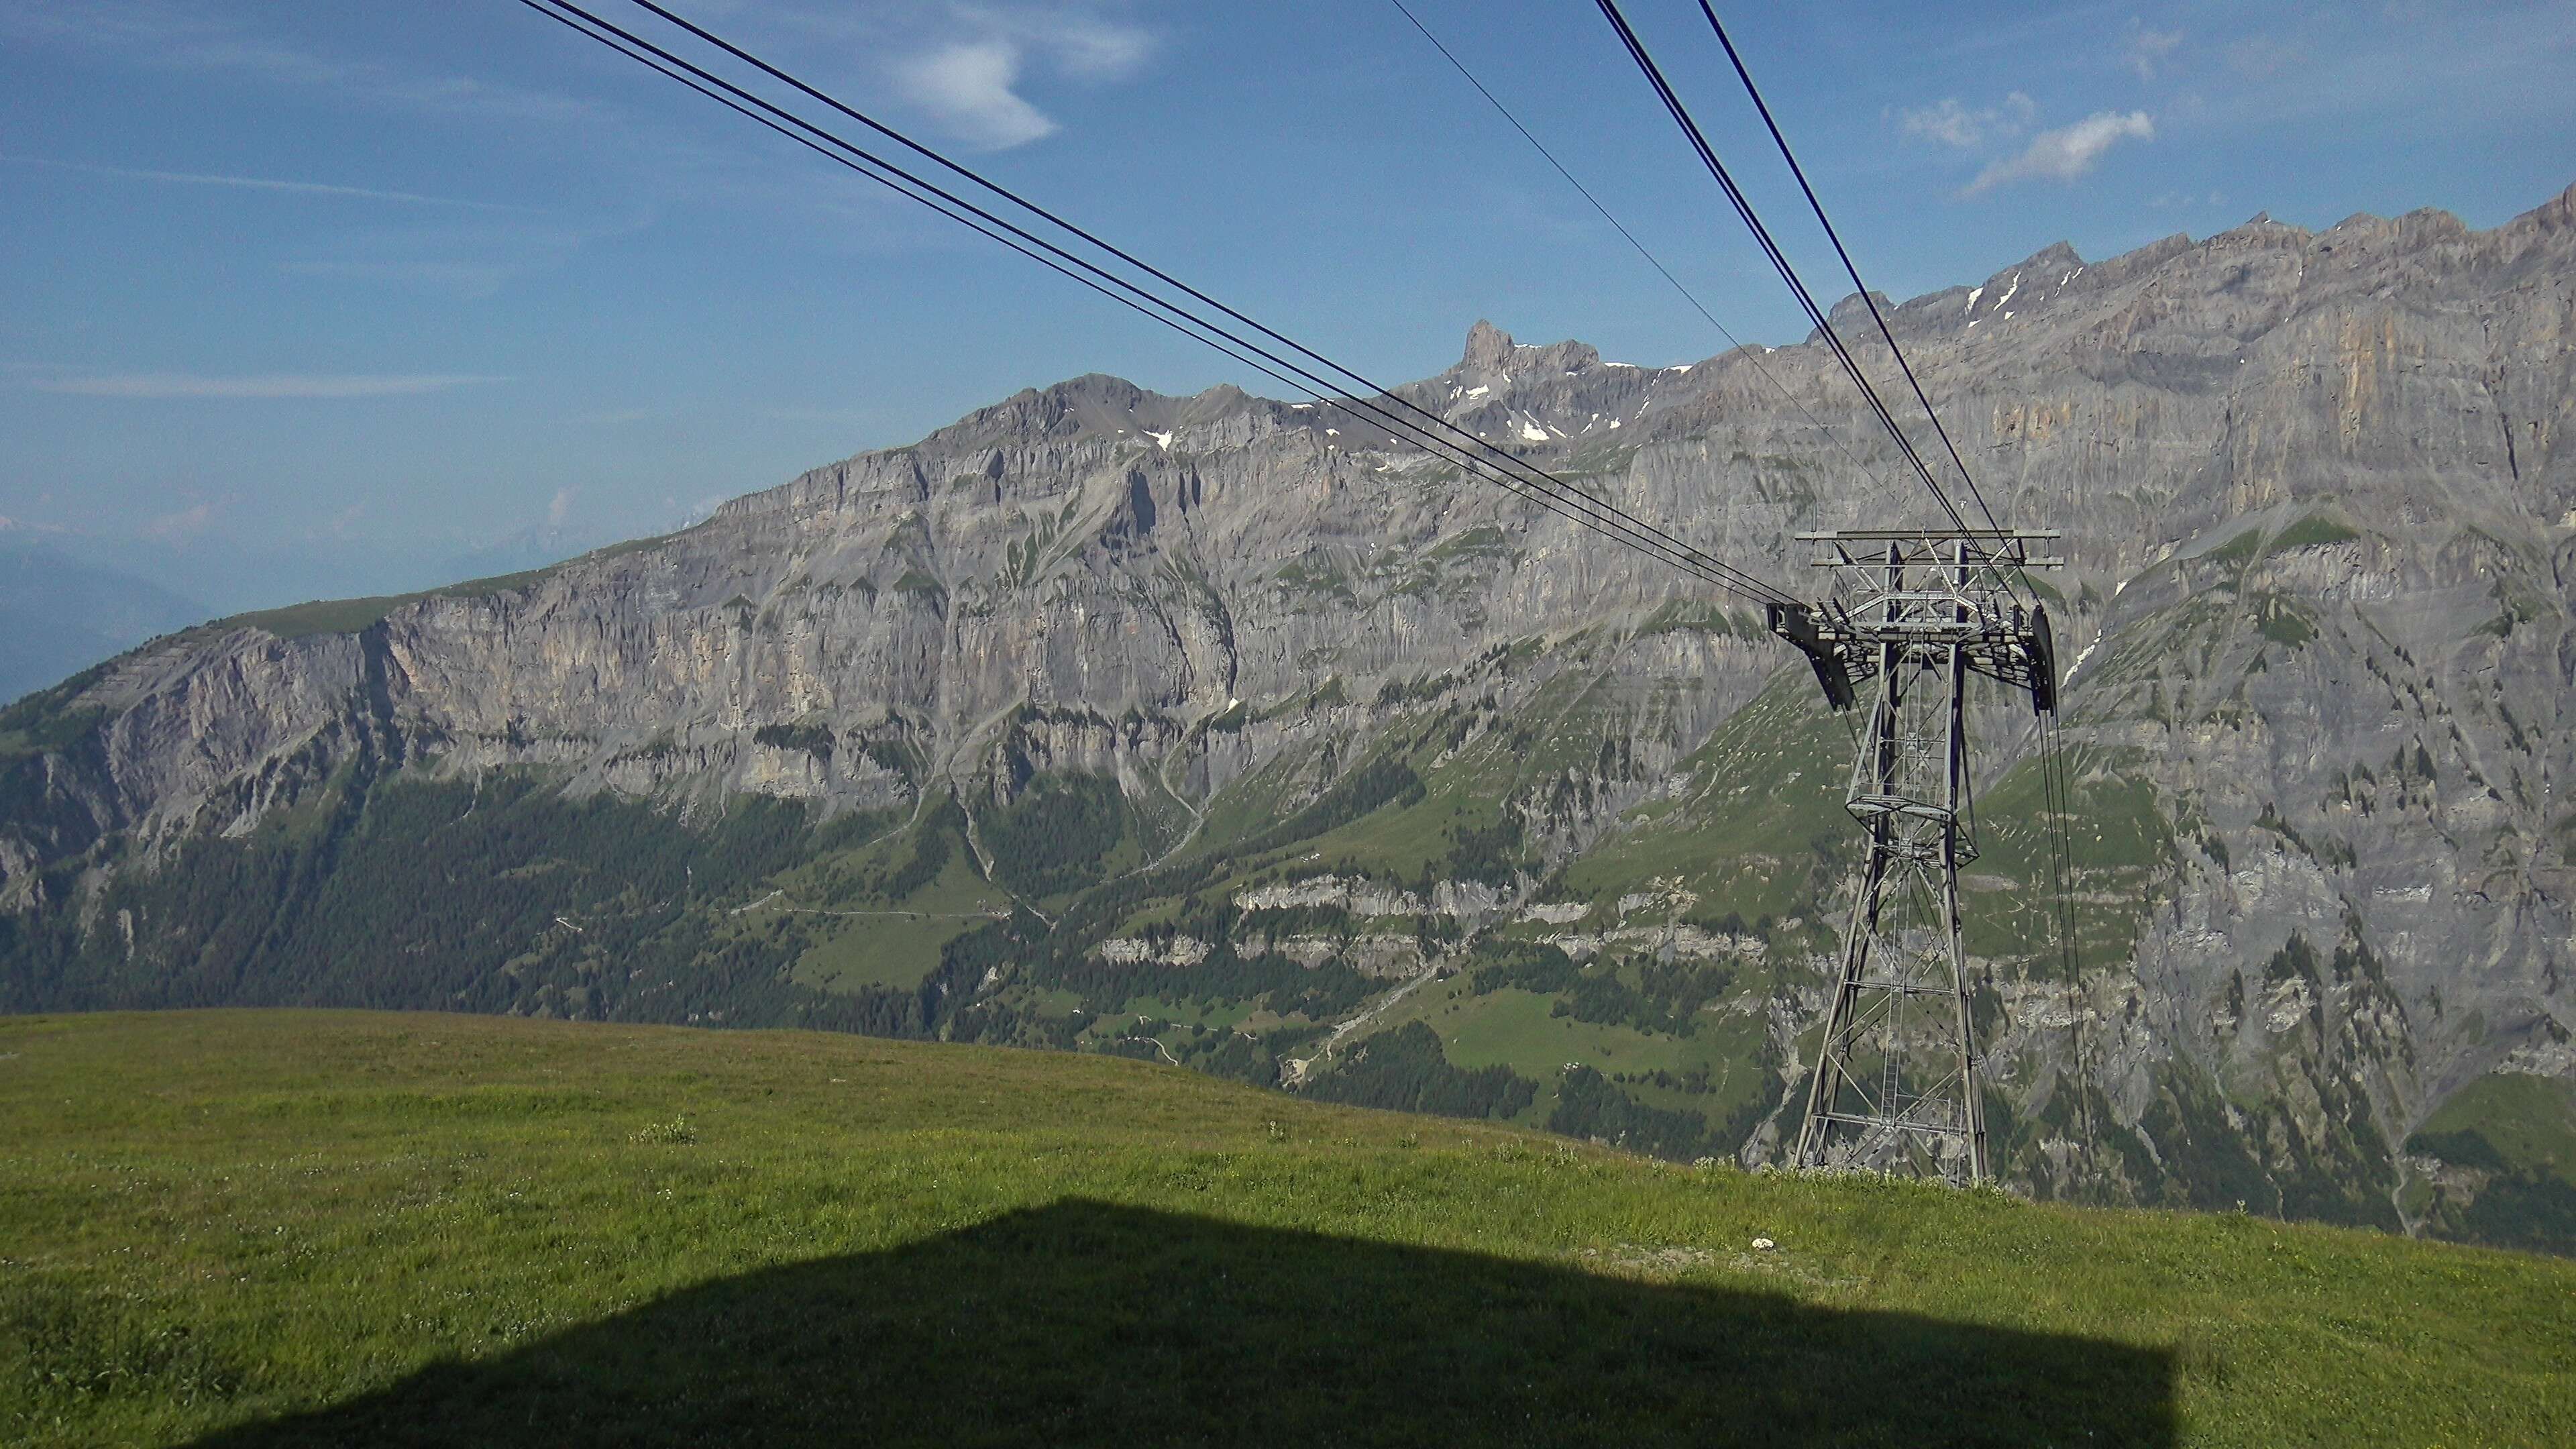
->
xmin=1767 ymin=529 xmax=2061 ymax=1186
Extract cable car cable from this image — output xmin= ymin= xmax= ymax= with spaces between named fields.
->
xmin=1692 ymin=2 xmax=2006 ymax=541
xmin=602 ymin=0 xmax=1790 ymax=601
xmin=519 ymin=0 xmax=1794 ymax=604
xmin=1385 ymin=0 xmax=1924 ymax=521
xmin=1590 ymin=0 xmax=1971 ymax=536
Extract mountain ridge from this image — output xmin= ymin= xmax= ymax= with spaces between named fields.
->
xmin=6 ymin=178 xmax=2576 ymax=1252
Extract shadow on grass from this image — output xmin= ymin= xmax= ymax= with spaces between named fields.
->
xmin=193 ymin=1199 xmax=2174 ymax=1447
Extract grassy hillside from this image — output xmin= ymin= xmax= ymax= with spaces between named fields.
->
xmin=16 ymin=604 xmax=2562 ymax=1248
xmin=4 ymin=1012 xmax=2570 ymax=1446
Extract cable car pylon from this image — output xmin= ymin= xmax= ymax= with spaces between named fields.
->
xmin=520 ymin=0 xmax=2089 ymax=1190
xmin=1769 ymin=529 xmax=2061 ymax=1185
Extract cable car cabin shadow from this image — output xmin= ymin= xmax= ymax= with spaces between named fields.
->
xmin=191 ymin=1199 xmax=2174 ymax=1448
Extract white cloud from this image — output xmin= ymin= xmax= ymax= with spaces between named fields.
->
xmin=1 ymin=155 xmax=526 ymax=210
xmin=2124 ymin=19 xmax=2183 ymax=80
xmin=968 ymin=5 xmax=1154 ymax=80
xmin=896 ymin=40 xmax=1057 ymax=149
xmin=34 ymin=372 xmax=509 ymax=399
xmin=1964 ymin=111 xmax=2155 ymax=196
xmin=547 ymin=488 xmax=576 ymax=528
xmin=1899 ymin=92 xmax=2035 ymax=148
xmin=881 ymin=4 xmax=1159 ymax=150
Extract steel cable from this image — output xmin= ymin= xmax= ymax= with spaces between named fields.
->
xmin=598 ymin=0 xmax=1796 ymax=604
xmin=520 ymin=0 xmax=1797 ymax=606
xmin=1384 ymin=0 xmax=1927 ymax=526
xmin=1693 ymin=1 xmax=2008 ymax=541
xmin=1590 ymin=0 xmax=1972 ymax=538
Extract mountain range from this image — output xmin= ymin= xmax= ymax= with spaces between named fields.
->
xmin=5 ymin=180 xmax=2574 ymax=1253
xmin=0 ymin=531 xmax=207 ymax=707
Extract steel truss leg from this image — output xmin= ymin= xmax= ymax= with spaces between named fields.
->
xmin=1794 ymin=641 xmax=1990 ymax=1186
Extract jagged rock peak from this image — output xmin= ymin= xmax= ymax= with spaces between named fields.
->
xmin=1966 ymin=243 xmax=2089 ymax=298
xmin=1454 ymin=320 xmax=1600 ymax=381
xmin=1825 ymin=290 xmax=1896 ymax=330
xmin=1462 ymin=319 xmax=1514 ymax=372
xmin=922 ymin=372 xmax=1260 ymax=452
xmin=2530 ymin=180 xmax=2576 ymax=232
xmin=2213 ymin=211 xmax=2313 ymax=244
xmin=2022 ymin=240 xmax=2086 ymax=273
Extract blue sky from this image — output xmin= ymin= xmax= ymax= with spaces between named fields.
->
xmin=3 ymin=0 xmax=2572 ymax=611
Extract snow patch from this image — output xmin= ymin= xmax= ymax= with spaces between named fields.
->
xmin=1464 ymin=384 xmax=1491 ymax=399
xmin=1519 ymin=419 xmax=1550 ymax=443
xmin=1143 ymin=430 xmax=1173 ymax=450
xmin=1964 ymin=285 xmax=1983 ymax=313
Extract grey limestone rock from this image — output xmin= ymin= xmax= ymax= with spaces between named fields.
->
xmin=7 ymin=181 xmax=2576 ymax=1233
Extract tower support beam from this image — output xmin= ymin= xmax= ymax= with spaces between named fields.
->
xmin=1767 ymin=529 xmax=2059 ymax=1187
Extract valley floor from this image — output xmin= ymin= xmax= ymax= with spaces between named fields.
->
xmin=3 ymin=1010 xmax=2569 ymax=1446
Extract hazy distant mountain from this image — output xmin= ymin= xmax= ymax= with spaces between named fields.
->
xmin=0 ymin=533 xmax=207 ymax=704
xmin=437 ymin=525 xmax=608 ymax=586
xmin=6 ymin=182 xmax=2575 ymax=1253
xmin=25 ymin=528 xmax=611 ymax=630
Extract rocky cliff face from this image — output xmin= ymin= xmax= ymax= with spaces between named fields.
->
xmin=6 ymin=182 xmax=2575 ymax=1248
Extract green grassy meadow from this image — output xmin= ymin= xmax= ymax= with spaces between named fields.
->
xmin=3 ymin=1011 xmax=2571 ymax=1447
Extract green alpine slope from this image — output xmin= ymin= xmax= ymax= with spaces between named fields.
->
xmin=3 ymin=1010 xmax=2570 ymax=1447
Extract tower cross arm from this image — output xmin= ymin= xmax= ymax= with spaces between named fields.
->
xmin=1767 ymin=526 xmax=2063 ymax=718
